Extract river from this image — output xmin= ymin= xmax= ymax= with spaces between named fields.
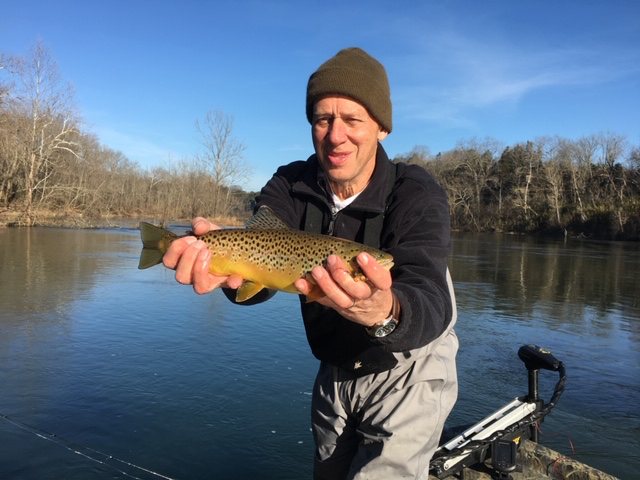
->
xmin=0 ymin=227 xmax=638 ymax=479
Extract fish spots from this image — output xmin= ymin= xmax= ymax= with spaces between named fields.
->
xmin=195 ymin=227 xmax=393 ymax=290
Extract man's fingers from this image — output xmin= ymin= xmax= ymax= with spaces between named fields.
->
xmin=356 ymin=252 xmax=392 ymax=290
xmin=192 ymin=217 xmax=215 ymax=236
xmin=325 ymin=254 xmax=377 ymax=300
xmin=175 ymin=240 xmax=206 ymax=285
xmin=311 ymin=264 xmax=354 ymax=309
xmin=226 ymin=274 xmax=244 ymax=290
xmin=163 ymin=236 xmax=197 ymax=270
xmin=192 ymin=246 xmax=214 ymax=294
xmin=294 ymin=277 xmax=311 ymax=295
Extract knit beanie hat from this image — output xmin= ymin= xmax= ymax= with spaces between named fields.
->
xmin=306 ymin=47 xmax=392 ymax=133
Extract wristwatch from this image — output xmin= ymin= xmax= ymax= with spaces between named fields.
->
xmin=366 ymin=315 xmax=399 ymax=338
xmin=366 ymin=293 xmax=400 ymax=338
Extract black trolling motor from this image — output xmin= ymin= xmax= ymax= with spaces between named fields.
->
xmin=429 ymin=344 xmax=567 ymax=479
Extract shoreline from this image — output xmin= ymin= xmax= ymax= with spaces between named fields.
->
xmin=0 ymin=210 xmax=245 ymax=229
xmin=1 ymin=209 xmax=637 ymax=243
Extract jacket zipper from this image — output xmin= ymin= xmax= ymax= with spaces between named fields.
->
xmin=327 ymin=210 xmax=338 ymax=236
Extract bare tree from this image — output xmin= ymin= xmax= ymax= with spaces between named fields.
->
xmin=595 ymin=132 xmax=628 ymax=232
xmin=501 ymin=142 xmax=544 ymax=228
xmin=457 ymin=138 xmax=501 ymax=228
xmin=539 ymin=137 xmax=571 ymax=233
xmin=195 ymin=110 xmax=247 ymax=218
xmin=569 ymin=136 xmax=598 ymax=222
xmin=9 ymin=41 xmax=80 ymax=224
xmin=0 ymin=53 xmax=21 ymax=206
xmin=393 ymin=145 xmax=432 ymax=168
xmin=0 ymin=54 xmax=10 ymax=105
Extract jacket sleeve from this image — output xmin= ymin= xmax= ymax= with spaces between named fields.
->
xmin=376 ymin=165 xmax=454 ymax=351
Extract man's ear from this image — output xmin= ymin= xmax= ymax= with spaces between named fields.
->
xmin=377 ymin=130 xmax=389 ymax=141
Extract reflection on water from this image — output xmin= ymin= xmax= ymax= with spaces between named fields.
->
xmin=0 ymin=228 xmax=638 ymax=478
xmin=452 ymin=233 xmax=639 ymax=321
xmin=0 ymin=227 xmax=138 ymax=315
xmin=449 ymin=233 xmax=639 ymax=477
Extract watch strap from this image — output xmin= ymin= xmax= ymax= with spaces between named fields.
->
xmin=366 ymin=292 xmax=400 ymax=338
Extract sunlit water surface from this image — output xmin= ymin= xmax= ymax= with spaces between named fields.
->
xmin=0 ymin=227 xmax=638 ymax=479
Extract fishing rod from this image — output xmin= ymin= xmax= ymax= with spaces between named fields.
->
xmin=2 ymin=344 xmax=565 ymax=479
xmin=0 ymin=412 xmax=178 ymax=480
xmin=429 ymin=344 xmax=566 ymax=479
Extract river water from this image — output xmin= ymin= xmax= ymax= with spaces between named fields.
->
xmin=0 ymin=227 xmax=638 ymax=479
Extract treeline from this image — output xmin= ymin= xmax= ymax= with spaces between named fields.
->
xmin=0 ymin=42 xmax=252 ymax=226
xmin=2 ymin=43 xmax=639 ymax=240
xmin=394 ymin=135 xmax=640 ymax=240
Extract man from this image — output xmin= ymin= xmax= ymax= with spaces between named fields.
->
xmin=163 ymin=47 xmax=458 ymax=480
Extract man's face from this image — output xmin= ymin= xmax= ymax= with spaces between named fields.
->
xmin=311 ymin=96 xmax=388 ymax=199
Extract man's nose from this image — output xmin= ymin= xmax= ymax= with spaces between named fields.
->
xmin=327 ymin=118 xmax=347 ymax=144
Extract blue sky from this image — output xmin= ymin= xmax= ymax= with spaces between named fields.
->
xmin=3 ymin=1 xmax=639 ymax=191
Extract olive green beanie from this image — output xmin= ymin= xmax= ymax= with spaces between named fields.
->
xmin=306 ymin=47 xmax=392 ymax=132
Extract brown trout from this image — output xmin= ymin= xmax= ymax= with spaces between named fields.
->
xmin=138 ymin=206 xmax=394 ymax=302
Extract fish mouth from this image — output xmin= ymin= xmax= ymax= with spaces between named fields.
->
xmin=378 ymin=258 xmax=394 ymax=269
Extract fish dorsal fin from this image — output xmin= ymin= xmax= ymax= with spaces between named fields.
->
xmin=245 ymin=206 xmax=290 ymax=230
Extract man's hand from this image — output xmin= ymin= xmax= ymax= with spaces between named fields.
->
xmin=294 ymin=252 xmax=394 ymax=327
xmin=162 ymin=217 xmax=243 ymax=295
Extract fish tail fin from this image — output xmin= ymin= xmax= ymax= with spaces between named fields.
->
xmin=138 ymin=222 xmax=178 ymax=269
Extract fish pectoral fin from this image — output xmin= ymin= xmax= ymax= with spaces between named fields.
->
xmin=235 ymin=281 xmax=267 ymax=302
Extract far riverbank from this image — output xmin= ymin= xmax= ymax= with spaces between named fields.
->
xmin=2 ymin=208 xmax=638 ymax=242
xmin=0 ymin=209 xmax=245 ymax=229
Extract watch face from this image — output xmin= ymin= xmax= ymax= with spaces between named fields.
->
xmin=373 ymin=320 xmax=397 ymax=337
xmin=367 ymin=317 xmax=398 ymax=337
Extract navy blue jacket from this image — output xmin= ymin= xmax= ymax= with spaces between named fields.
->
xmin=250 ymin=145 xmax=453 ymax=376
